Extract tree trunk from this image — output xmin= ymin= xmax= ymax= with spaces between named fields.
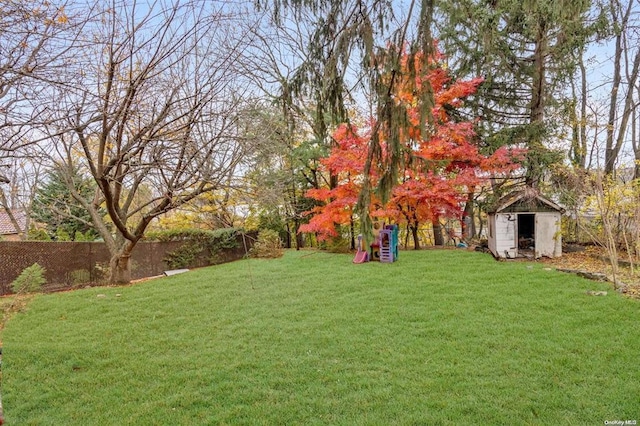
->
xmin=109 ymin=253 xmax=132 ymax=284
xmin=570 ymin=54 xmax=588 ymax=168
xmin=411 ymin=223 xmax=420 ymax=250
xmin=462 ymin=192 xmax=475 ymax=240
xmin=285 ymin=221 xmax=292 ymax=249
xmin=296 ymin=230 xmax=304 ymax=249
xmin=609 ymin=47 xmax=640 ymax=176
xmin=605 ymin=0 xmax=633 ymax=175
xmin=634 ymin=107 xmax=640 ymax=179
xmin=293 ymin=217 xmax=304 ymax=249
xmin=433 ymin=217 xmax=444 ymax=246
xmin=527 ymin=21 xmax=548 ymax=187
xmin=404 ymin=223 xmax=410 ymax=248
xmin=350 ymin=216 xmax=356 ymax=250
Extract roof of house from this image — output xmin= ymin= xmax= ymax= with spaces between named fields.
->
xmin=0 ymin=209 xmax=27 ymax=235
xmin=488 ymin=187 xmax=566 ymax=214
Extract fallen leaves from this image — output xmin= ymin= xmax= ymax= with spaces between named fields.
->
xmin=542 ymin=246 xmax=640 ymax=299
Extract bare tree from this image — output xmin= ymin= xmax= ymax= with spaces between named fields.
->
xmin=604 ymin=0 xmax=640 ymax=175
xmin=0 ymin=1 xmax=89 ymax=160
xmin=234 ymin=10 xmax=329 ymax=248
xmin=43 ymin=1 xmax=248 ymax=283
xmin=634 ymin=82 xmax=640 ymax=178
xmin=0 ymin=1 xmax=91 ymax=227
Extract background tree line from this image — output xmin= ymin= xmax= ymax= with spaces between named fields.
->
xmin=1 ymin=0 xmax=639 ymax=283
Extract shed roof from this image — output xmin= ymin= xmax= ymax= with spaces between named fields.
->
xmin=0 ymin=209 xmax=27 ymax=235
xmin=488 ymin=188 xmax=566 ymax=214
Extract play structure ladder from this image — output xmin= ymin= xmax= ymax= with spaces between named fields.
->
xmin=379 ymin=230 xmax=393 ymax=263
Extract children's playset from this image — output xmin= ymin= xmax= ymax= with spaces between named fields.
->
xmin=353 ymin=223 xmax=399 ymax=264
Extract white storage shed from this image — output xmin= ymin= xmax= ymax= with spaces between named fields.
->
xmin=487 ymin=189 xmax=565 ymax=259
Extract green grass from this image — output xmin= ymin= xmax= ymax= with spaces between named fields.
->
xmin=2 ymin=249 xmax=639 ymax=425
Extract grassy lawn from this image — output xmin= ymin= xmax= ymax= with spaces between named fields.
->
xmin=2 ymin=249 xmax=639 ymax=425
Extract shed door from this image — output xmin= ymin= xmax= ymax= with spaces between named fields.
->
xmin=535 ymin=213 xmax=558 ymax=258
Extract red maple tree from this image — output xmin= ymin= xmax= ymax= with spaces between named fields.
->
xmin=299 ymin=45 xmax=523 ymax=246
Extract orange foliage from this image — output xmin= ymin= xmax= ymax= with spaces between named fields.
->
xmin=299 ymin=44 xmax=524 ymax=240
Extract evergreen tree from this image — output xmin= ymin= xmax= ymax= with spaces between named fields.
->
xmin=435 ymin=0 xmax=596 ymax=186
xmin=31 ymin=166 xmax=101 ymax=241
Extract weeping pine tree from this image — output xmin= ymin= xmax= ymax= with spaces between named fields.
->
xmin=257 ymin=0 xmax=439 ymax=245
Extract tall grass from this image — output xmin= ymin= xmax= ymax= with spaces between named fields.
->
xmin=2 ymin=250 xmax=639 ymax=425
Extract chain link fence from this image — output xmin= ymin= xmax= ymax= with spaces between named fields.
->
xmin=0 ymin=234 xmax=253 ymax=295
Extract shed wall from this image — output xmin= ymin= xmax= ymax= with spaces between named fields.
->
xmin=535 ymin=212 xmax=562 ymax=258
xmin=493 ymin=213 xmax=517 ymax=258
xmin=488 ymin=215 xmax=497 ymax=255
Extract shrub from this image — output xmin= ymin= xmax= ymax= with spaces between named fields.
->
xmin=55 ymin=228 xmax=72 ymax=241
xmin=250 ymin=229 xmax=284 ymax=258
xmin=154 ymin=228 xmax=243 ymax=269
xmin=74 ymin=230 xmax=98 ymax=242
xmin=207 ymin=228 xmax=244 ymax=263
xmin=165 ymin=242 xmax=203 ymax=269
xmin=27 ymin=228 xmax=52 ymax=241
xmin=11 ymin=263 xmax=47 ymax=294
xmin=69 ymin=269 xmax=91 ymax=285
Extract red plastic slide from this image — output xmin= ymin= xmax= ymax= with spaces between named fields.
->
xmin=353 ymin=250 xmax=368 ymax=263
